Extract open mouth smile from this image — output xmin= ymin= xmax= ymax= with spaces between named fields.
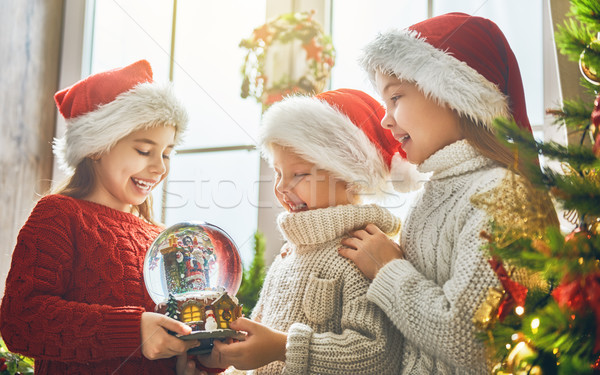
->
xmin=132 ymin=177 xmax=156 ymax=191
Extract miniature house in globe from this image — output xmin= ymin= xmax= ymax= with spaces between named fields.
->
xmin=144 ymin=222 xmax=243 ymax=350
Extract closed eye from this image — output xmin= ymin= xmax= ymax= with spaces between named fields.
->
xmin=136 ymin=149 xmax=150 ymax=156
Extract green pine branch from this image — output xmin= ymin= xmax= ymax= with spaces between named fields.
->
xmin=569 ymin=0 xmax=600 ymax=29
xmin=542 ymin=167 xmax=600 ymax=217
xmin=547 ymin=99 xmax=593 ymax=131
xmin=237 ymin=231 xmax=267 ymax=316
xmin=555 ymin=19 xmax=593 ymax=62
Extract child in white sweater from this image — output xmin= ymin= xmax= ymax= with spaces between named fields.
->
xmin=197 ymin=89 xmax=406 ymax=374
xmin=339 ymin=13 xmax=558 ymax=374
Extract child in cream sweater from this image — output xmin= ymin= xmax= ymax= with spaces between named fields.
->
xmin=196 ymin=89 xmax=411 ymax=374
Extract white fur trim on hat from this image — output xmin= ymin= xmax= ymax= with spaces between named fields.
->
xmin=53 ymin=82 xmax=188 ymax=174
xmin=389 ymin=154 xmax=431 ymax=193
xmin=259 ymin=96 xmax=395 ymax=198
xmin=359 ymin=29 xmax=509 ymax=128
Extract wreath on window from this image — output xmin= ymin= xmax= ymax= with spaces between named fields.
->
xmin=239 ymin=10 xmax=335 ymax=109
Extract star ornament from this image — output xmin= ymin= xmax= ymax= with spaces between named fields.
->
xmin=303 ymin=37 xmax=323 ymax=62
xmin=253 ymin=23 xmax=272 ymax=43
xmin=471 ymin=171 xmax=557 ymax=248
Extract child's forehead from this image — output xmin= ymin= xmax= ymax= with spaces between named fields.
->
xmin=271 ymin=144 xmax=316 ymax=167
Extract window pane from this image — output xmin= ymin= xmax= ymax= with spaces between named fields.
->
xmin=91 ymin=0 xmax=173 ymax=79
xmin=173 ymin=0 xmax=266 ymax=149
xmin=330 ymin=1 xmax=427 ymax=98
xmin=433 ymin=0 xmax=543 ymax=125
xmin=163 ymin=150 xmax=261 ymax=265
xmin=330 ymin=1 xmax=427 ymax=220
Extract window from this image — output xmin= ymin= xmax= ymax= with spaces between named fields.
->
xmin=60 ymin=0 xmax=561 ymax=262
xmin=330 ymin=0 xmax=557 ymax=220
xmin=88 ymin=0 xmax=266 ymax=263
xmin=182 ymin=304 xmax=202 ymax=322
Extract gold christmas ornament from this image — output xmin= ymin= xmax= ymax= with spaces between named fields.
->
xmin=579 ymin=35 xmax=600 ymax=86
xmin=473 ymin=286 xmax=505 ymax=330
xmin=471 ymin=171 xmax=558 ymax=248
xmin=505 ymin=340 xmax=539 ymax=374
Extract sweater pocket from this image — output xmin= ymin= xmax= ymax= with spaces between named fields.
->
xmin=302 ymin=273 xmax=340 ymax=325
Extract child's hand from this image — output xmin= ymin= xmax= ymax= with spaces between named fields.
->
xmin=339 ymin=223 xmax=404 ymax=279
xmin=176 ymin=354 xmax=208 ymax=375
xmin=140 ymin=312 xmax=199 ymax=360
xmin=196 ymin=318 xmax=287 ymax=370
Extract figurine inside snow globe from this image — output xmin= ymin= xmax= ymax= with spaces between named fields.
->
xmin=144 ymin=222 xmax=243 ymax=354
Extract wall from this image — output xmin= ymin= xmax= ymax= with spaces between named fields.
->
xmin=0 ymin=0 xmax=64 ymax=298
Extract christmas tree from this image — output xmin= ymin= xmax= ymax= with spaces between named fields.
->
xmin=476 ymin=1 xmax=600 ymax=374
xmin=236 ymin=232 xmax=266 ymax=316
xmin=165 ymin=294 xmax=180 ymax=321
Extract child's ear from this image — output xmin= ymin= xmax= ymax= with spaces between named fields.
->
xmin=346 ymin=184 xmax=361 ymax=204
xmin=88 ymin=153 xmax=101 ymax=161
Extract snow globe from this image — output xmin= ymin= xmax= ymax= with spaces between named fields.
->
xmin=144 ymin=221 xmax=243 ymax=354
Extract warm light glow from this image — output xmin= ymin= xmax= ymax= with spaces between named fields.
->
xmin=531 ymin=317 xmax=540 ymax=334
xmin=511 ymin=333 xmax=519 ymax=341
xmin=553 ymin=348 xmax=559 ymax=355
xmin=506 ymin=343 xmax=511 ymax=350
xmin=515 ymin=306 xmax=525 ymax=315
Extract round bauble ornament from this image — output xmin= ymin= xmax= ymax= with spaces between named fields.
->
xmin=579 ymin=37 xmax=600 ymax=86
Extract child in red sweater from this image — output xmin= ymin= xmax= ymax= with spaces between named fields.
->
xmin=0 ymin=60 xmax=200 ymax=374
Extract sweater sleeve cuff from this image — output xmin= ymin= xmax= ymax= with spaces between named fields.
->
xmin=99 ymin=306 xmax=146 ymax=357
xmin=283 ymin=322 xmax=313 ymax=375
xmin=368 ymin=259 xmax=417 ymax=311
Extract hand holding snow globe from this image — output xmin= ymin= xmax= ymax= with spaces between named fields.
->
xmin=144 ymin=222 xmax=243 ymax=354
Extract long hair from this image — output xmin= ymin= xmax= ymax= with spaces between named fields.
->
xmin=51 ymin=158 xmax=159 ymax=225
xmin=459 ymin=116 xmax=531 ymax=178
xmin=459 ymin=116 xmax=559 ymax=228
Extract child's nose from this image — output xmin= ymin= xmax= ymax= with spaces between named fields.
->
xmin=275 ymin=176 xmax=291 ymax=194
xmin=149 ymin=155 xmax=167 ymax=175
xmin=381 ymin=111 xmax=396 ymax=129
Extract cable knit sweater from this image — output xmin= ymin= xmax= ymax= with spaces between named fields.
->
xmin=367 ymin=140 xmax=504 ymax=374
xmin=0 ymin=194 xmax=176 ymax=374
xmin=250 ymin=204 xmax=403 ymax=374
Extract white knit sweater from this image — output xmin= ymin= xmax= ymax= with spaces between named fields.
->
xmin=251 ymin=204 xmax=403 ymax=374
xmin=367 ymin=140 xmax=504 ymax=375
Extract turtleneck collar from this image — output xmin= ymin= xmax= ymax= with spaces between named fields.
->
xmin=277 ymin=204 xmax=400 ymax=253
xmin=417 ymin=140 xmax=497 ymax=180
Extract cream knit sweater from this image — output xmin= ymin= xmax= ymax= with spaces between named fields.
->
xmin=251 ymin=204 xmax=403 ymax=374
xmin=368 ymin=140 xmax=504 ymax=375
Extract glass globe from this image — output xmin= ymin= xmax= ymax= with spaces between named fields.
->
xmin=144 ymin=221 xmax=242 ymax=305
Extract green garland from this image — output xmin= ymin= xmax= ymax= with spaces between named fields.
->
xmin=239 ymin=10 xmax=335 ymax=109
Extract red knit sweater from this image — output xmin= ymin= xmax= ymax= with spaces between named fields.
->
xmin=0 ymin=194 xmax=177 ymax=374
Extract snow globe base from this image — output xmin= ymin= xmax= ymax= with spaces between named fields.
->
xmin=178 ymin=329 xmax=240 ymax=355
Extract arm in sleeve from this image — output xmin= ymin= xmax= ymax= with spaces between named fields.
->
xmin=367 ymin=206 xmax=499 ymax=367
xmin=284 ymin=265 xmax=403 ymax=375
xmin=0 ymin=198 xmax=146 ymax=362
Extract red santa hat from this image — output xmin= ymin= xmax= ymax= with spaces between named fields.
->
xmin=259 ymin=88 xmax=426 ymax=195
xmin=53 ymin=59 xmax=188 ymax=173
xmin=360 ymin=12 xmax=532 ymax=132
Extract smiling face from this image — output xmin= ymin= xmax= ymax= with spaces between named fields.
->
xmin=271 ymin=144 xmax=354 ymax=213
xmin=85 ymin=125 xmax=176 ymax=212
xmin=375 ymin=72 xmax=463 ymax=165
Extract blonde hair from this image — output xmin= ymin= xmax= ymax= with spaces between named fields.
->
xmin=459 ymin=116 xmax=531 ymax=178
xmin=51 ymin=158 xmax=159 ymax=225
xmin=459 ymin=116 xmax=559 ymax=228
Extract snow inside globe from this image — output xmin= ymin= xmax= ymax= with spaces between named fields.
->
xmin=144 ymin=221 xmax=243 ymax=353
